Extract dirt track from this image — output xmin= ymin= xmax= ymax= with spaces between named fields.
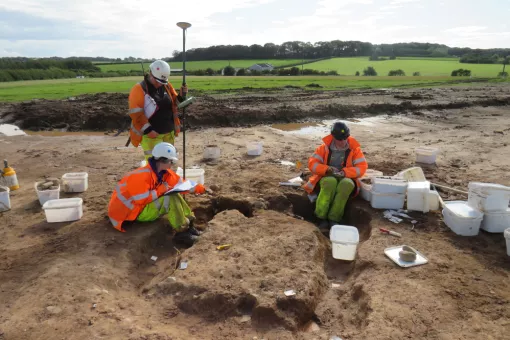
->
xmin=1 ymin=84 xmax=510 ymax=339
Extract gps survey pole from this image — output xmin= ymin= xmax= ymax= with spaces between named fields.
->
xmin=176 ymin=22 xmax=191 ymax=180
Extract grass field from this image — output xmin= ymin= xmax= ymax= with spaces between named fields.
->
xmin=98 ymin=60 xmax=308 ymax=72
xmin=304 ymin=57 xmax=505 ymax=77
xmin=2 ymin=75 xmax=507 ymax=102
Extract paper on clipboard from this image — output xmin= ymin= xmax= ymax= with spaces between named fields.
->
xmin=164 ymin=180 xmax=197 ymax=194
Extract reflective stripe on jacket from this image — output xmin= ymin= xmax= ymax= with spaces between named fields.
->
xmin=128 ymin=81 xmax=181 ymax=147
xmin=303 ymin=135 xmax=368 ymax=196
xmin=108 ymin=164 xmax=181 ymax=232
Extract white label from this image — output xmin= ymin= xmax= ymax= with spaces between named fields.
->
xmin=3 ymin=174 xmax=18 ymax=188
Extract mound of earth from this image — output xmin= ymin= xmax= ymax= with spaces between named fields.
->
xmin=146 ymin=209 xmax=330 ymax=330
xmin=1 ymin=85 xmax=509 ymax=132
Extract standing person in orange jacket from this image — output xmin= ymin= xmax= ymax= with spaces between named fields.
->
xmin=302 ymin=122 xmax=368 ymax=229
xmin=108 ymin=142 xmax=207 ymax=247
xmin=128 ymin=60 xmax=187 ymax=161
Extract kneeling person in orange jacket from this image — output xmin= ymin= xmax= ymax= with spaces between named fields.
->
xmin=108 ymin=142 xmax=207 ymax=247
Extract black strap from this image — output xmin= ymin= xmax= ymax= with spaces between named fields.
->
xmin=139 ymin=80 xmax=148 ymax=93
xmin=342 ymin=148 xmax=351 ymax=168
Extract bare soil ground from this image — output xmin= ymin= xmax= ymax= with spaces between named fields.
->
xmin=0 ymin=84 xmax=510 ymax=340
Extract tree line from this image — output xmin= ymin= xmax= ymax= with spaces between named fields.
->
xmin=0 ymin=57 xmax=102 ymax=82
xmin=460 ymin=54 xmax=510 ymax=64
xmin=0 ymin=57 xmax=99 ymax=71
xmin=171 ymin=41 xmax=510 ymax=62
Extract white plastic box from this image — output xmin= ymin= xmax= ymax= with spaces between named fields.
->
xmin=371 ymin=192 xmax=406 ymax=210
xmin=428 ymin=190 xmax=440 ymax=211
xmin=372 ymin=177 xmax=407 ymax=194
xmin=360 ymin=179 xmax=372 ymax=202
xmin=395 ymin=167 xmax=426 ymax=182
xmin=468 ymin=182 xmax=510 ymax=212
xmin=407 ymin=181 xmax=430 ymax=213
xmin=361 ymin=169 xmax=383 ymax=179
xmin=481 ymin=209 xmax=510 ymax=233
xmin=246 ymin=141 xmax=263 ymax=156
xmin=35 ymin=181 xmax=60 ymax=206
xmin=442 ymin=201 xmax=484 ymax=236
xmin=42 ymin=198 xmax=83 ymax=223
xmin=415 ymin=147 xmax=439 ymax=164
xmin=330 ymin=225 xmax=359 ymax=261
xmin=0 ymin=185 xmax=11 ymax=212
xmin=176 ymin=167 xmax=205 ymax=185
xmin=62 ymin=172 xmax=88 ymax=193
xmin=203 ymin=145 xmax=221 ymax=160
xmin=505 ymin=228 xmax=510 ymax=256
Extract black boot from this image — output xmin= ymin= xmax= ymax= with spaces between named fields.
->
xmin=318 ymin=219 xmax=329 ymax=230
xmin=173 ymin=230 xmax=198 ymax=247
xmin=188 ymin=222 xmax=202 ymax=236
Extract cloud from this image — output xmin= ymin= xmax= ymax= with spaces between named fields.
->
xmin=445 ymin=26 xmax=487 ymax=33
xmin=0 ymin=10 xmax=119 ymax=41
xmin=390 ymin=0 xmax=420 ymax=4
xmin=380 ymin=5 xmax=403 ymax=10
xmin=0 ymin=0 xmax=280 ymax=56
xmin=0 ymin=0 xmax=508 ymax=56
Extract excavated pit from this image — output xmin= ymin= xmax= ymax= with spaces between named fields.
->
xmin=139 ymin=193 xmax=374 ymax=331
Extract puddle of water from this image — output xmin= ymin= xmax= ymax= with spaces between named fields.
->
xmin=271 ymin=122 xmax=320 ymax=131
xmin=271 ymin=116 xmax=389 ymax=138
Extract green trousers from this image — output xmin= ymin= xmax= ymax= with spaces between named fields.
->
xmin=137 ymin=193 xmax=193 ymax=231
xmin=315 ymin=177 xmax=355 ymax=222
xmin=141 ymin=131 xmax=175 ymax=161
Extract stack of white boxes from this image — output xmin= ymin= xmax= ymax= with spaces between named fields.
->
xmin=467 ymin=182 xmax=510 ymax=233
xmin=468 ymin=182 xmax=510 ymax=256
xmin=370 ymin=177 xmax=407 ymax=210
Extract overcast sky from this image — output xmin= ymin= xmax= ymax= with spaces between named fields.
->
xmin=0 ymin=0 xmax=509 ymax=58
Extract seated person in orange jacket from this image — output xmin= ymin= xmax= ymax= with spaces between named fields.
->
xmin=108 ymin=142 xmax=207 ymax=247
xmin=303 ymin=122 xmax=368 ymax=228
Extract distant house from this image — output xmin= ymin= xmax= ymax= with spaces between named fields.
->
xmin=248 ymin=63 xmax=274 ymax=72
xmin=76 ymin=75 xmax=85 ymax=79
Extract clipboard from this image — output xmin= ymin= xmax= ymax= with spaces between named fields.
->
xmin=164 ymin=180 xmax=197 ymax=195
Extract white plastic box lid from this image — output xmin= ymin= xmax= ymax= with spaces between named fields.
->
xmin=330 ymin=225 xmax=359 ymax=244
xmin=444 ymin=201 xmax=483 ymax=218
xmin=408 ymin=181 xmax=430 ymax=190
xmin=42 ymin=198 xmax=83 ymax=209
xmin=468 ymin=182 xmax=510 ymax=193
xmin=62 ymin=172 xmax=88 ymax=179
xmin=415 ymin=147 xmax=439 ymax=155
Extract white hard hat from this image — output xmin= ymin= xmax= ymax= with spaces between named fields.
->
xmin=152 ymin=142 xmax=178 ymax=162
xmin=149 ymin=60 xmax=171 ymax=84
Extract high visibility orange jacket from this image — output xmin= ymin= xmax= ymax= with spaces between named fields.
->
xmin=108 ymin=164 xmax=181 ymax=232
xmin=128 ymin=80 xmax=181 ymax=147
xmin=303 ymin=135 xmax=368 ymax=196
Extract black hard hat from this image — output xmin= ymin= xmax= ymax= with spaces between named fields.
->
xmin=331 ymin=122 xmax=350 ymax=140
